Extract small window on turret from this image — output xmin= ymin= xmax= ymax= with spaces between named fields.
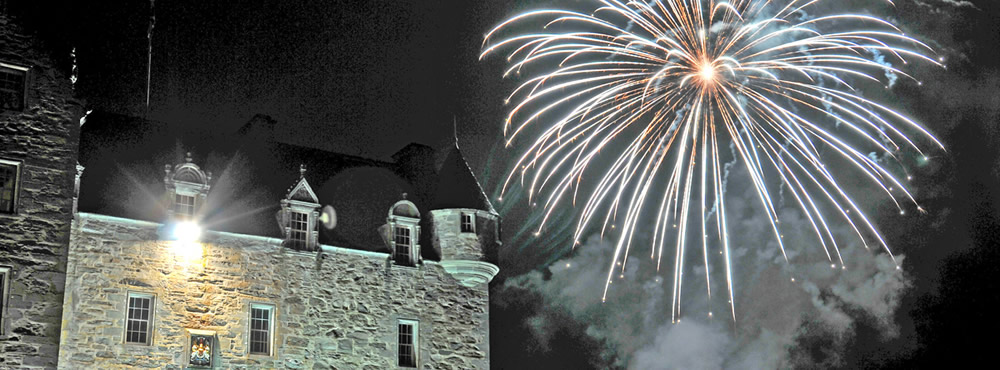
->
xmin=461 ymin=212 xmax=475 ymax=233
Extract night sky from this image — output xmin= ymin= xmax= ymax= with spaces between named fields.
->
xmin=15 ymin=0 xmax=1000 ymax=368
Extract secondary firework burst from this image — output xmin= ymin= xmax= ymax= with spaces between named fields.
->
xmin=481 ymin=0 xmax=944 ymax=322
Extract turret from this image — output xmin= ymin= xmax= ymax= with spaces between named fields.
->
xmin=427 ymin=138 xmax=500 ymax=287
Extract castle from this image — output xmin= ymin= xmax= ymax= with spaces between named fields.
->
xmin=1 ymin=12 xmax=499 ymax=369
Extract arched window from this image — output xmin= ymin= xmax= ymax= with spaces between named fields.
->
xmin=388 ymin=196 xmax=420 ymax=266
xmin=163 ymin=152 xmax=211 ymax=222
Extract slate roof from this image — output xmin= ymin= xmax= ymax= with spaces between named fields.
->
xmin=77 ymin=111 xmax=494 ymax=259
xmin=431 ymin=142 xmax=497 ymax=214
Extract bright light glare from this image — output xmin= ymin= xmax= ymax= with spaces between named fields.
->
xmin=173 ymin=221 xmax=201 ymax=242
xmin=698 ymin=63 xmax=715 ymax=82
xmin=173 ymin=240 xmax=204 ymax=261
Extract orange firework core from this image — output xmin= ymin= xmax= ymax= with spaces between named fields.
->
xmin=698 ymin=62 xmax=715 ymax=83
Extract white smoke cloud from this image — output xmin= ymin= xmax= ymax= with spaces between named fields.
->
xmin=630 ymin=321 xmax=732 ymax=370
xmin=912 ymin=0 xmax=979 ymax=12
xmin=500 ymin=168 xmax=913 ymax=369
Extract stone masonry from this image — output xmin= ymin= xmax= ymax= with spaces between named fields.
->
xmin=428 ymin=209 xmax=499 ymax=263
xmin=59 ymin=213 xmax=491 ymax=369
xmin=0 ymin=13 xmax=81 ymax=369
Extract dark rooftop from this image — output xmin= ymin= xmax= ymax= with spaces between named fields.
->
xmin=431 ymin=142 xmax=497 ymax=214
xmin=77 ymin=110 xmax=496 ymax=258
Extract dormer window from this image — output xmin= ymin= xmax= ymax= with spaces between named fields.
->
xmin=461 ymin=212 xmax=475 ymax=233
xmin=387 ymin=195 xmax=421 ymax=266
xmin=279 ymin=165 xmax=320 ymax=251
xmin=0 ymin=63 xmax=27 ymax=112
xmin=163 ymin=152 xmax=211 ymax=222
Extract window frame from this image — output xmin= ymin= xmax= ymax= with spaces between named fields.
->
xmin=393 ymin=225 xmax=413 ymax=266
xmin=0 ymin=62 xmax=28 ymax=112
xmin=460 ymin=212 xmax=476 ymax=233
xmin=124 ymin=291 xmax=155 ymax=346
xmin=0 ymin=266 xmax=10 ymax=335
xmin=397 ymin=319 xmax=419 ymax=368
xmin=0 ymin=158 xmax=22 ymax=215
xmin=174 ymin=193 xmax=196 ymax=218
xmin=288 ymin=211 xmax=309 ymax=249
xmin=247 ymin=302 xmax=275 ymax=357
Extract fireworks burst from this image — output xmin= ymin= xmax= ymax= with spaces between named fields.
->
xmin=481 ymin=0 xmax=943 ymax=322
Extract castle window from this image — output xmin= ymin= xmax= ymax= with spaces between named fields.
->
xmin=125 ymin=292 xmax=155 ymax=345
xmin=163 ymin=153 xmax=211 ymax=225
xmin=175 ymin=193 xmax=195 ymax=218
xmin=0 ymin=266 xmax=10 ymax=335
xmin=461 ymin=212 xmax=475 ymax=233
xmin=394 ymin=226 xmax=412 ymax=265
xmin=0 ymin=159 xmax=21 ymax=214
xmin=397 ymin=319 xmax=418 ymax=368
xmin=249 ymin=303 xmax=274 ymax=356
xmin=388 ymin=198 xmax=421 ymax=266
xmin=288 ymin=211 xmax=308 ymax=249
xmin=0 ymin=63 xmax=27 ymax=112
xmin=279 ymin=165 xmax=320 ymax=251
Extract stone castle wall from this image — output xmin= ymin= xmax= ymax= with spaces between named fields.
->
xmin=428 ymin=209 xmax=499 ymax=264
xmin=59 ymin=214 xmax=490 ymax=369
xmin=0 ymin=13 xmax=81 ymax=369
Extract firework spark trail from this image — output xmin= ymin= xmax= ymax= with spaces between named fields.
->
xmin=481 ymin=0 xmax=942 ymax=322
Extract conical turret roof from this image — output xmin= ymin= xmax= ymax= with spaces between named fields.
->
xmin=431 ymin=140 xmax=496 ymax=214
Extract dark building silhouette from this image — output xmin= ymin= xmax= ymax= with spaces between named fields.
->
xmin=0 ymin=10 xmax=83 ymax=369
